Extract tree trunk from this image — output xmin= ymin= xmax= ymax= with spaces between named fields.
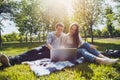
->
xmin=19 ymin=34 xmax=23 ymax=43
xmin=38 ymin=32 xmax=40 ymax=42
xmin=20 ymin=37 xmax=22 ymax=43
xmin=90 ymin=24 xmax=94 ymax=44
xmin=42 ymin=29 xmax=45 ymax=42
xmin=25 ymin=32 xmax=28 ymax=43
xmin=44 ymin=27 xmax=47 ymax=42
xmin=0 ymin=28 xmax=2 ymax=48
xmin=30 ymin=32 xmax=32 ymax=43
xmin=83 ymin=27 xmax=87 ymax=42
xmin=84 ymin=30 xmax=87 ymax=42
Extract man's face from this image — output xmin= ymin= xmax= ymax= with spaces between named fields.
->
xmin=56 ymin=26 xmax=64 ymax=34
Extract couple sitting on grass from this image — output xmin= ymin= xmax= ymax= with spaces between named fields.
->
xmin=0 ymin=22 xmax=119 ymax=69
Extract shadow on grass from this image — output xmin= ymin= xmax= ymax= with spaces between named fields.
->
xmin=1 ymin=41 xmax=120 ymax=51
xmin=0 ymin=42 xmax=45 ymax=51
xmin=90 ymin=42 xmax=120 ymax=51
xmin=112 ymin=62 xmax=120 ymax=73
xmin=0 ymin=75 xmax=10 ymax=80
xmin=74 ymin=62 xmax=94 ymax=80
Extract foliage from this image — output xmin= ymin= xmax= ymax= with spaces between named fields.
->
xmin=105 ymin=6 xmax=115 ymax=38
xmin=73 ymin=0 xmax=102 ymax=43
xmin=0 ymin=0 xmax=14 ymax=47
xmin=12 ymin=0 xmax=70 ymax=43
xmin=2 ymin=32 xmax=20 ymax=42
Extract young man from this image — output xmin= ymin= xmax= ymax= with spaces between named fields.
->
xmin=0 ymin=23 xmax=65 ymax=68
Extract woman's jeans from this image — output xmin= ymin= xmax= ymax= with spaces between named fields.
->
xmin=77 ymin=43 xmax=100 ymax=62
xmin=9 ymin=45 xmax=50 ymax=65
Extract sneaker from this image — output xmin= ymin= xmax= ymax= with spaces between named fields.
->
xmin=109 ymin=58 xmax=119 ymax=63
xmin=21 ymin=61 xmax=30 ymax=65
xmin=0 ymin=53 xmax=11 ymax=67
xmin=100 ymin=58 xmax=119 ymax=65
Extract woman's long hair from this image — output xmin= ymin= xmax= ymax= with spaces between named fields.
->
xmin=69 ymin=23 xmax=80 ymax=48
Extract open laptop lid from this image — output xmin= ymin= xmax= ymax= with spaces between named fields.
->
xmin=51 ymin=48 xmax=77 ymax=62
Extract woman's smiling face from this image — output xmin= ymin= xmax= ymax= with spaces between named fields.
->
xmin=69 ymin=25 xmax=77 ymax=36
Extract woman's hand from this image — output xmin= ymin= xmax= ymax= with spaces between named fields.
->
xmin=90 ymin=45 xmax=96 ymax=49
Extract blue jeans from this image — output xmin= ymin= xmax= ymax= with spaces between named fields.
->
xmin=77 ymin=42 xmax=100 ymax=62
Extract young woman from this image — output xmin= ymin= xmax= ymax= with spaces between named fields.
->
xmin=62 ymin=22 xmax=119 ymax=65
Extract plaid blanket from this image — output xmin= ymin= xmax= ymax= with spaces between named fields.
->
xmin=23 ymin=57 xmax=84 ymax=76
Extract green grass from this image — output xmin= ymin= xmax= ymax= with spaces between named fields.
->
xmin=0 ymin=38 xmax=120 ymax=80
xmin=87 ymin=38 xmax=120 ymax=51
xmin=0 ymin=42 xmax=44 ymax=56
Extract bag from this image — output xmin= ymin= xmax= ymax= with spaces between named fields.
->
xmin=102 ymin=49 xmax=120 ymax=58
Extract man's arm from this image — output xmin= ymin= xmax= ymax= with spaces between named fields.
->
xmin=46 ymin=43 xmax=53 ymax=50
xmin=46 ymin=32 xmax=53 ymax=50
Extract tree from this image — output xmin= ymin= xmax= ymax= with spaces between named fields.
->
xmin=42 ymin=0 xmax=69 ymax=32
xmin=0 ymin=0 xmax=13 ymax=47
xmin=105 ymin=6 xmax=115 ymax=38
xmin=13 ymin=0 xmax=43 ymax=43
xmin=94 ymin=29 xmax=102 ymax=38
xmin=101 ymin=27 xmax=110 ymax=38
xmin=1 ymin=35 xmax=7 ymax=42
xmin=2 ymin=32 xmax=20 ymax=42
xmin=73 ymin=0 xmax=101 ymax=44
xmin=113 ymin=28 xmax=120 ymax=37
xmin=113 ymin=0 xmax=120 ymax=33
xmin=36 ymin=0 xmax=69 ymax=42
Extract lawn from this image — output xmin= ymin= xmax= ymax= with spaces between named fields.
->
xmin=0 ymin=38 xmax=120 ymax=80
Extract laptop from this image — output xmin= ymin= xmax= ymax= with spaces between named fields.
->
xmin=50 ymin=48 xmax=77 ymax=62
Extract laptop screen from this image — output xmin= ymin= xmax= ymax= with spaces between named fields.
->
xmin=51 ymin=48 xmax=77 ymax=62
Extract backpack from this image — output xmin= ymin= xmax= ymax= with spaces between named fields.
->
xmin=102 ymin=49 xmax=120 ymax=58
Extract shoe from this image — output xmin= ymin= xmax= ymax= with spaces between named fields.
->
xmin=21 ymin=61 xmax=30 ymax=65
xmin=109 ymin=58 xmax=119 ymax=63
xmin=100 ymin=58 xmax=119 ymax=65
xmin=0 ymin=53 xmax=11 ymax=67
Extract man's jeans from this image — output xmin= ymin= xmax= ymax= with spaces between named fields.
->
xmin=9 ymin=45 xmax=50 ymax=65
xmin=77 ymin=43 xmax=100 ymax=62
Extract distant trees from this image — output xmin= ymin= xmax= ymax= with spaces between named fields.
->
xmin=114 ymin=28 xmax=120 ymax=37
xmin=2 ymin=32 xmax=44 ymax=42
xmin=1 ymin=0 xmax=120 ymax=44
xmin=13 ymin=0 xmax=43 ymax=43
xmin=73 ymin=0 xmax=102 ymax=43
xmin=93 ymin=27 xmax=120 ymax=38
xmin=105 ymin=6 xmax=115 ymax=38
xmin=73 ymin=0 xmax=120 ymax=40
xmin=0 ymin=0 xmax=13 ymax=47
xmin=2 ymin=32 xmax=20 ymax=42
xmin=12 ymin=0 xmax=69 ymax=43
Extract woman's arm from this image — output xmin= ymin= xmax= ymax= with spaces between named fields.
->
xmin=79 ymin=35 xmax=84 ymax=47
xmin=79 ymin=35 xmax=96 ymax=49
xmin=90 ymin=45 xmax=96 ymax=49
xmin=60 ymin=35 xmax=66 ymax=48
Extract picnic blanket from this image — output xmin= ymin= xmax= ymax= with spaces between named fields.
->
xmin=23 ymin=57 xmax=84 ymax=76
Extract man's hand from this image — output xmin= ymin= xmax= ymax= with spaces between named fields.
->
xmin=47 ymin=44 xmax=53 ymax=50
xmin=90 ymin=45 xmax=96 ymax=49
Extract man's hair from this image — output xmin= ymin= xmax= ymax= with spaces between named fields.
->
xmin=55 ymin=23 xmax=64 ymax=29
